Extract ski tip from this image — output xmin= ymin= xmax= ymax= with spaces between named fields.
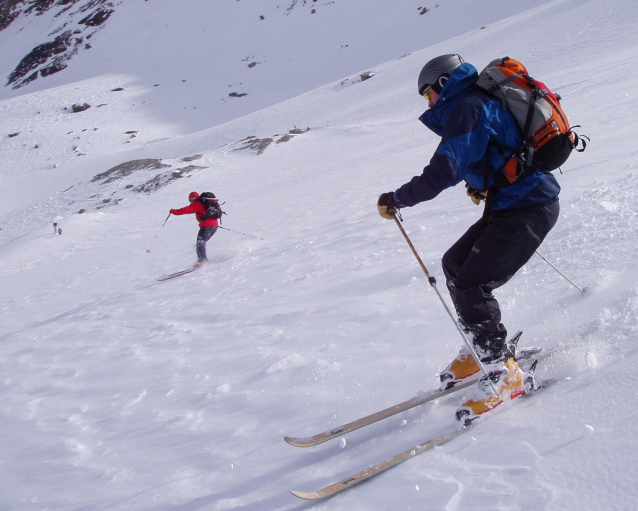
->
xmin=155 ymin=268 xmax=197 ymax=281
xmin=283 ymin=436 xmax=312 ymax=447
xmin=290 ymin=490 xmax=322 ymax=500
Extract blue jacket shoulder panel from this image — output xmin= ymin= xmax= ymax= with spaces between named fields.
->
xmin=419 ymin=63 xmax=478 ymax=136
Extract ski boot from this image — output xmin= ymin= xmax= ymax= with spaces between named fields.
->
xmin=439 ymin=344 xmax=480 ymax=390
xmin=455 ymin=357 xmax=535 ymax=426
xmin=440 ymin=331 xmax=524 ymax=391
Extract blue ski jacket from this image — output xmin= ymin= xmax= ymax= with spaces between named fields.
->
xmin=394 ymin=63 xmax=560 ymax=211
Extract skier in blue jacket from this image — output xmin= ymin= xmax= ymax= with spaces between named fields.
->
xmin=377 ymin=54 xmax=560 ymax=424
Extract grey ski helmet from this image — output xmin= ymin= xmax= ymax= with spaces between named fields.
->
xmin=417 ymin=54 xmax=465 ymax=96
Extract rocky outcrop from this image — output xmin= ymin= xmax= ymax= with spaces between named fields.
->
xmin=0 ymin=0 xmax=22 ymax=31
xmin=1 ymin=0 xmax=113 ymax=89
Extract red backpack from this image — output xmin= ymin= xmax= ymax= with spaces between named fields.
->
xmin=476 ymin=57 xmax=587 ymax=188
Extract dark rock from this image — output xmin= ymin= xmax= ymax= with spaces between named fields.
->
xmin=133 ymin=165 xmax=206 ymax=193
xmin=234 ymin=136 xmax=273 ymax=155
xmin=7 ymin=31 xmax=74 ymax=86
xmin=0 ymin=1 xmax=20 ymax=31
xmin=71 ymin=102 xmax=91 ymax=113
xmin=3 ymin=1 xmax=113 ymax=88
xmin=91 ymin=159 xmax=170 ymax=184
xmin=276 ymin=134 xmax=294 ymax=144
xmin=79 ymin=7 xmax=112 ymax=27
xmin=181 ymin=154 xmax=203 ymax=162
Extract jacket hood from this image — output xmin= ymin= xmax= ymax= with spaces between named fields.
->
xmin=418 ymin=62 xmax=479 ymax=135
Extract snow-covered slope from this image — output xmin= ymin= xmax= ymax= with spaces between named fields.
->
xmin=0 ymin=0 xmax=553 ymax=217
xmin=1 ymin=0 xmax=638 ymax=509
xmin=0 ymin=0 xmax=552 ymax=126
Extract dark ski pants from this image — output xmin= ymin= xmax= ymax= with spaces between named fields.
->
xmin=441 ymin=201 xmax=560 ymax=361
xmin=196 ymin=226 xmax=217 ymax=262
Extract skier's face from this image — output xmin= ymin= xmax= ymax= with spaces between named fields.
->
xmin=423 ymin=87 xmax=440 ymax=109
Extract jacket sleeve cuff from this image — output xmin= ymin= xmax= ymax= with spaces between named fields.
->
xmin=392 ymin=191 xmax=408 ymax=209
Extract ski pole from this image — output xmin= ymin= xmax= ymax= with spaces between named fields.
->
xmin=535 ymin=250 xmax=586 ymax=294
xmin=217 ymin=226 xmax=263 ymax=240
xmin=392 ymin=214 xmax=495 ymax=385
xmin=146 ymin=212 xmax=171 ymax=253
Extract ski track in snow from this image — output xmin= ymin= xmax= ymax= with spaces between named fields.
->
xmin=1 ymin=0 xmax=638 ymax=509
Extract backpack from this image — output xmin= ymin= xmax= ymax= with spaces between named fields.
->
xmin=476 ymin=57 xmax=587 ymax=189
xmin=199 ymin=192 xmax=225 ymax=222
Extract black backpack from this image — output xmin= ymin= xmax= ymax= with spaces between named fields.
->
xmin=199 ymin=192 xmax=225 ymax=222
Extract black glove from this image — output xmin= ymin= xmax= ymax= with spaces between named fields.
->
xmin=377 ymin=192 xmax=398 ymax=220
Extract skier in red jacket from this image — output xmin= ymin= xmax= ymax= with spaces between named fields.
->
xmin=170 ymin=191 xmax=219 ymax=268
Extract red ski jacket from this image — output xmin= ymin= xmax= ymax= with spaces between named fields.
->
xmin=170 ymin=201 xmax=219 ymax=227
